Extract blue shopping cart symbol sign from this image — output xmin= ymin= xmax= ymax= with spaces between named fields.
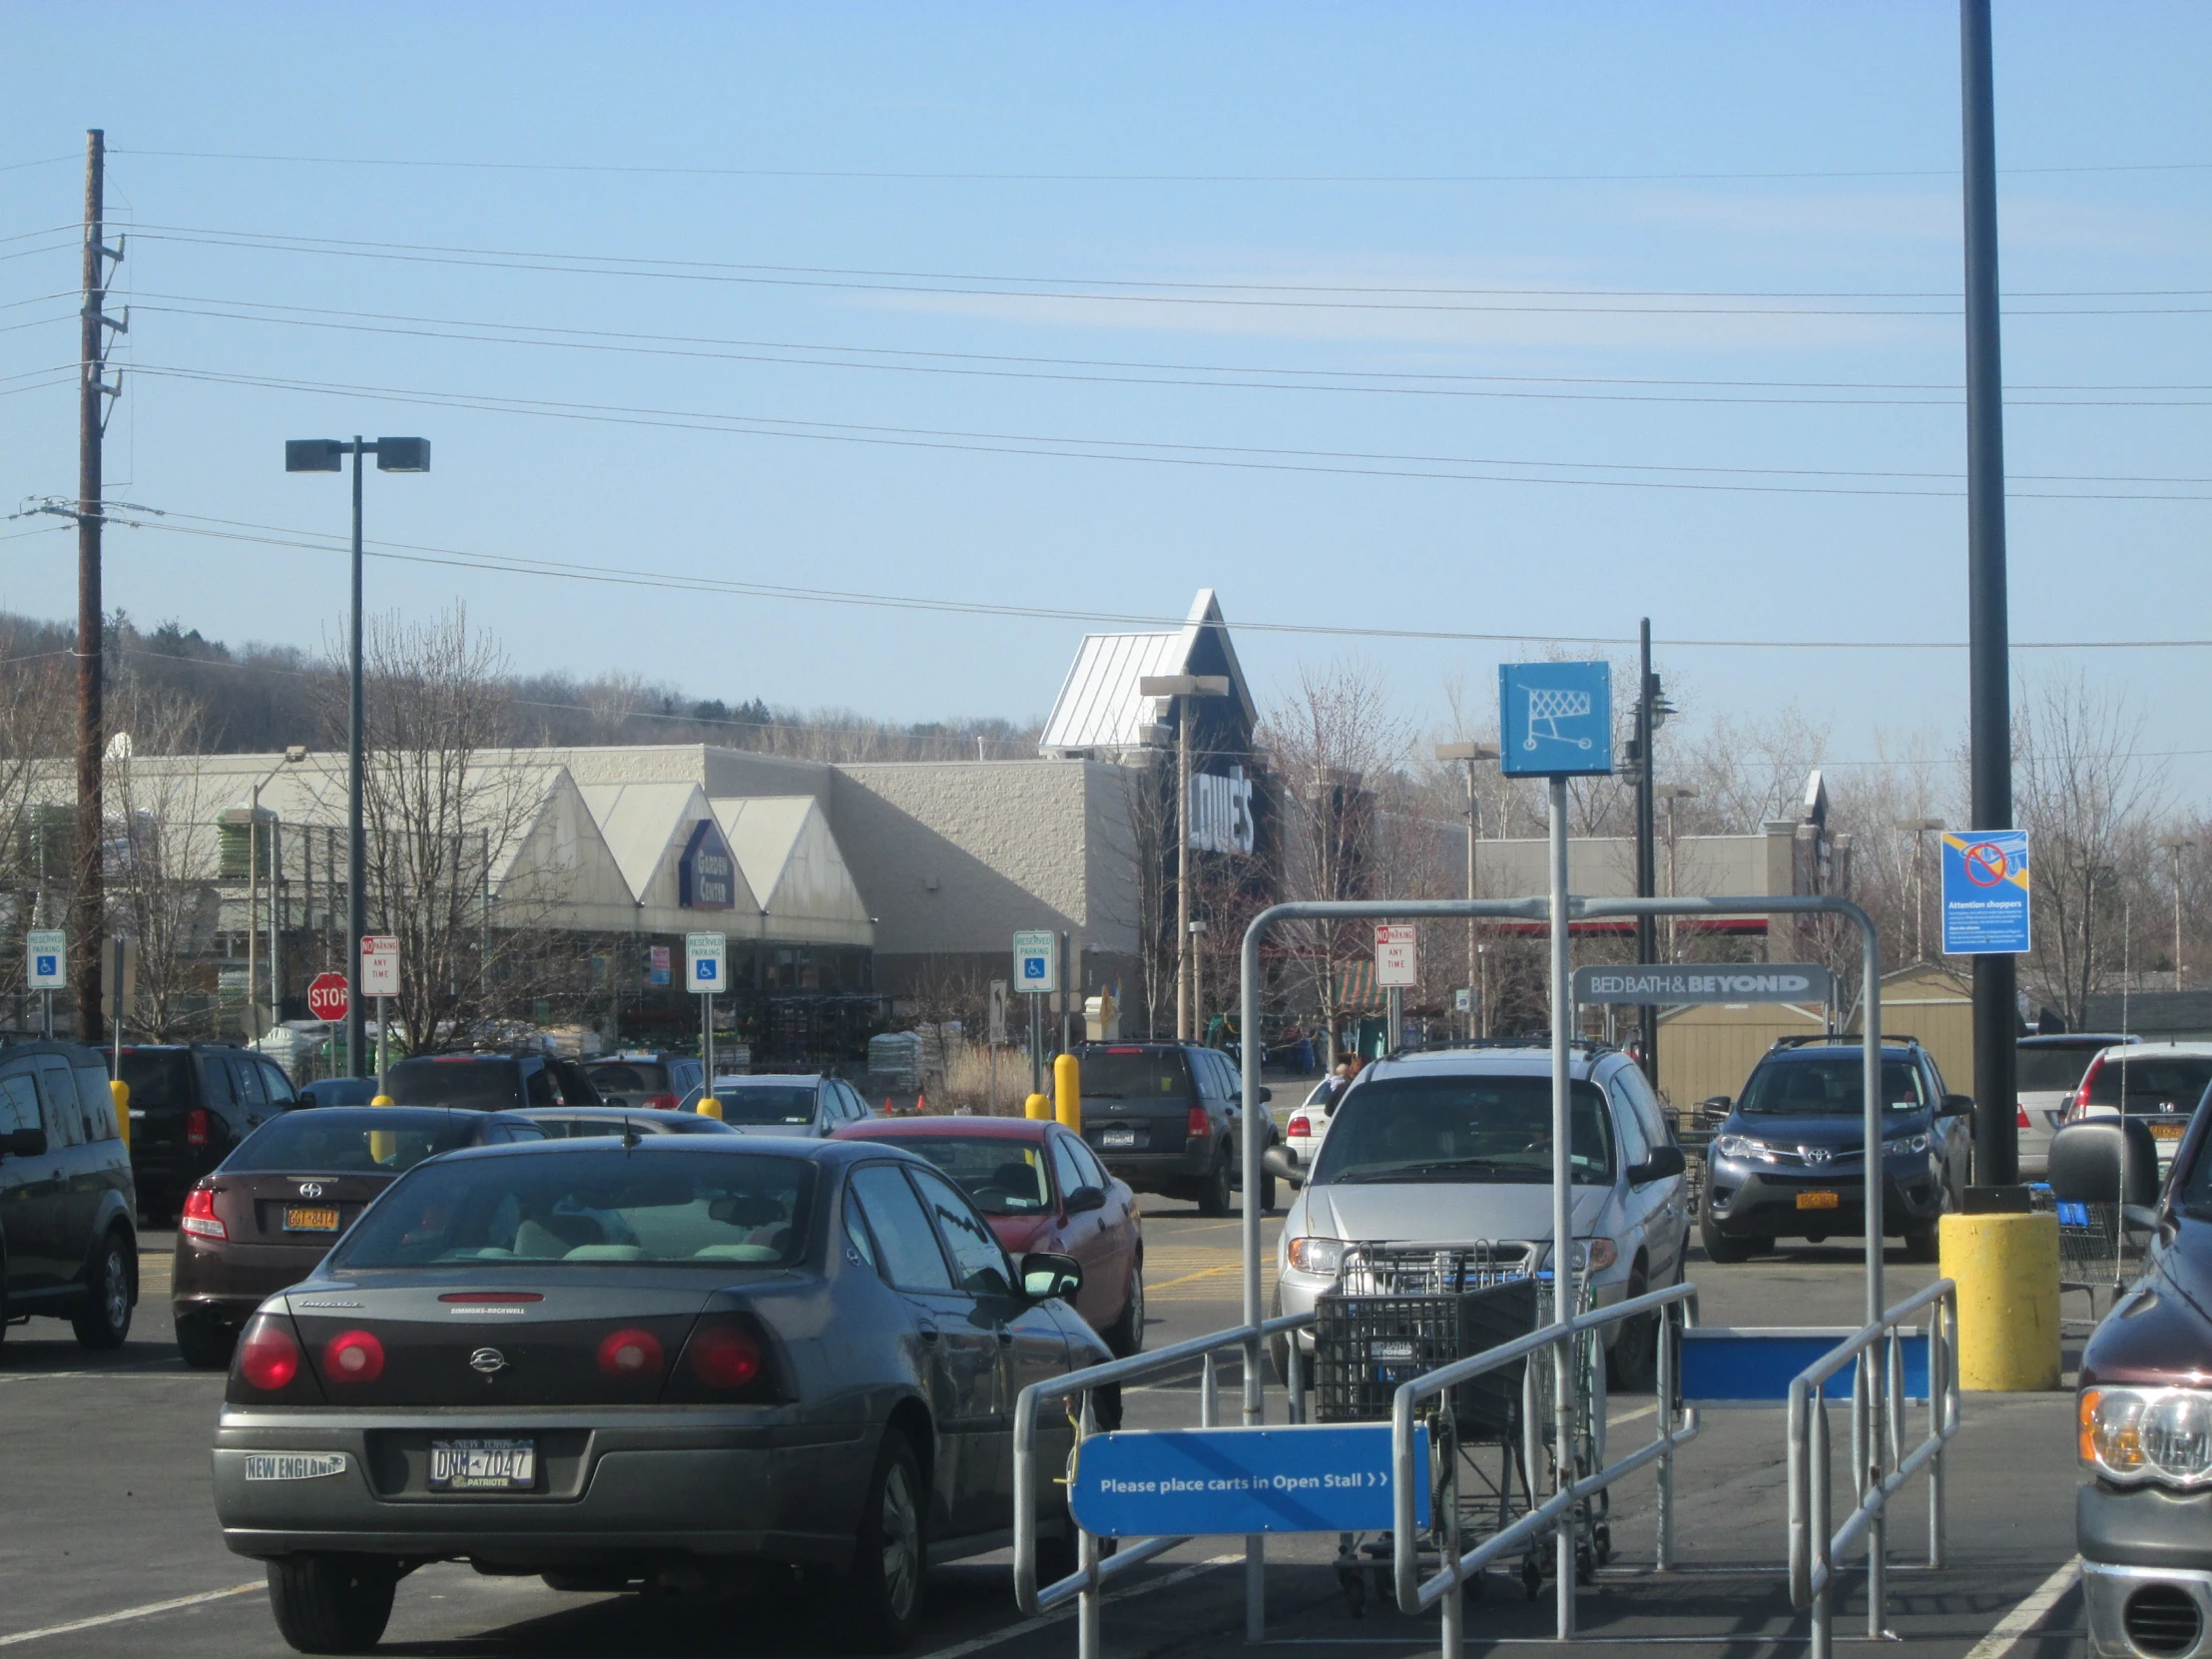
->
xmin=1939 ymin=829 xmax=2029 ymax=955
xmin=1070 ymin=1424 xmax=1429 ymax=1538
xmin=1499 ymin=661 xmax=1613 ymax=778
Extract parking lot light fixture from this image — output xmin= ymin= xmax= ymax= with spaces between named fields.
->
xmin=1895 ymin=818 xmax=1946 ymax=963
xmin=285 ymin=436 xmax=430 ymax=1077
xmin=1435 ymin=743 xmax=1500 ymax=1038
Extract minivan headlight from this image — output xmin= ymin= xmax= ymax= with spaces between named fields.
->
xmin=2080 ymin=1387 xmax=2212 ymax=1487
xmin=1286 ymin=1237 xmax=1344 ymax=1277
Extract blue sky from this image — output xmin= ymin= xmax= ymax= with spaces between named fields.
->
xmin=2 ymin=3 xmax=2207 ymax=789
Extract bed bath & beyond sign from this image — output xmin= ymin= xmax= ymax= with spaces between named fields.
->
xmin=1572 ymin=964 xmax=1836 ymax=1005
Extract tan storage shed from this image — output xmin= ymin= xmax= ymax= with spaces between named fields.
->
xmin=1656 ymin=1000 xmax=1827 ymax=1112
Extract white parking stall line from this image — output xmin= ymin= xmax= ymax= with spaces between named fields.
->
xmin=0 ymin=1584 xmax=262 ymax=1648
xmin=1960 ymin=1557 xmax=2081 ymax=1659
xmin=912 ymin=1552 xmax=1241 ymax=1659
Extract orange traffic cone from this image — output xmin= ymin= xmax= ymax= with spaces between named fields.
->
xmin=914 ymin=1091 xmax=926 ymax=1116
xmin=883 ymin=1096 xmax=893 ymax=1115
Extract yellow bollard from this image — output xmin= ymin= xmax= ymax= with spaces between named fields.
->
xmin=1939 ymin=1210 xmax=2061 ymax=1390
xmin=1054 ymin=1053 xmax=1081 ymax=1134
xmin=369 ymin=1092 xmax=397 ymax=1164
xmin=110 ymin=1078 xmax=130 ymax=1156
xmin=1024 ymin=1092 xmax=1052 ymax=1122
xmin=698 ymin=1096 xmax=724 ymax=1120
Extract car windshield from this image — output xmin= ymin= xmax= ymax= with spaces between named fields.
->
xmin=2179 ymin=1138 xmax=2212 ymax=1223
xmin=871 ymin=1136 xmax=1052 ymax=1214
xmin=1079 ymin=1051 xmax=1190 ymax=1099
xmin=712 ymin=1085 xmax=818 ymax=1125
xmin=2086 ymin=1056 xmax=2212 ymax=1112
xmin=1738 ymin=1055 xmax=1926 ymax=1115
xmin=115 ymin=1049 xmax=193 ymax=1110
xmin=383 ymin=1058 xmax=522 ymax=1110
xmin=328 ymin=1149 xmax=816 ymax=1268
xmin=588 ymin=1063 xmax=670 ymax=1093
xmin=222 ymin=1111 xmax=478 ymax=1175
xmin=2016 ymin=1044 xmax=2110 ymax=1094
xmin=1310 ymin=1074 xmax=1615 ymax=1186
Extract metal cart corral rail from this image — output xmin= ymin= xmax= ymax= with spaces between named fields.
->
xmin=1309 ymin=1242 xmax=1605 ymax=1611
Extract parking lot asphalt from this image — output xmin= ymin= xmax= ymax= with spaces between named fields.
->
xmin=0 ymin=1207 xmax=2083 ymax=1659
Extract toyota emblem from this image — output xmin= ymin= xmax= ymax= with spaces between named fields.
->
xmin=1802 ymin=1147 xmax=1834 ymax=1165
xmin=297 ymin=1182 xmax=324 ymax=1199
xmin=468 ymin=1348 xmax=508 ymax=1376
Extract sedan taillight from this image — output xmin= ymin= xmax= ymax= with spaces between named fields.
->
xmin=186 ymin=1108 xmax=211 ymax=1148
xmin=239 ymin=1317 xmax=302 ymax=1391
xmin=2017 ymin=1105 xmax=2031 ymax=1129
xmin=598 ymin=1327 xmax=666 ymax=1380
xmin=642 ymin=1093 xmax=678 ymax=1111
xmin=665 ymin=1315 xmax=783 ymax=1403
xmin=1286 ymin=1114 xmax=1311 ymax=1139
xmin=322 ymin=1329 xmax=385 ymax=1385
xmin=181 ymin=1186 xmax=227 ymax=1241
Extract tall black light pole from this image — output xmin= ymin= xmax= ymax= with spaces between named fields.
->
xmin=285 ymin=436 xmax=430 ymax=1078
xmin=1961 ymin=0 xmax=2016 ymax=1186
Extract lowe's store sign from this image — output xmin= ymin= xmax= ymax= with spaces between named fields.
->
xmin=678 ymin=819 xmax=740 ymax=910
xmin=1572 ymin=964 xmax=1835 ymax=1006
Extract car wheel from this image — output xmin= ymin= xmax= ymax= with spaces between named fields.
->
xmin=1258 ymin=1170 xmax=1279 ymax=1214
xmin=1698 ymin=1210 xmax=1760 ymax=1265
xmin=1198 ymin=1151 xmax=1234 ymax=1217
xmin=835 ymin=1431 xmax=926 ymax=1652
xmin=71 ymin=1232 xmax=133 ymax=1350
xmin=267 ymin=1555 xmax=397 ymax=1654
xmin=1104 ymin=1261 xmax=1145 ymax=1359
xmin=176 ymin=1314 xmax=238 ymax=1371
xmin=1606 ymin=1268 xmax=1657 ymax=1392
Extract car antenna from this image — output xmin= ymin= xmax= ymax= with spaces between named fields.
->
xmin=621 ymin=1111 xmax=640 ymax=1149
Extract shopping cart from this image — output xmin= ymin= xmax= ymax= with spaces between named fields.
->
xmin=2030 ymin=1184 xmax=2133 ymax=1328
xmin=1523 ymin=687 xmax=1594 ymax=751
xmin=1310 ymin=1242 xmax=1605 ymax=1614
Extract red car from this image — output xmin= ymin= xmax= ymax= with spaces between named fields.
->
xmin=834 ymin=1115 xmax=1145 ymax=1356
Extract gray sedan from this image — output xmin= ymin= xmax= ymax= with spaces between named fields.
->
xmin=211 ymin=1137 xmax=1108 ymax=1653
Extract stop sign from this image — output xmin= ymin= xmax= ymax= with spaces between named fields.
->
xmin=306 ymin=972 xmax=349 ymax=1023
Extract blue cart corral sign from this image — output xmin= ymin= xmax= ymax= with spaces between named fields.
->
xmin=1070 ymin=1424 xmax=1428 ymax=1538
xmin=1499 ymin=661 xmax=1613 ymax=779
xmin=1939 ymin=830 xmax=2029 ymax=955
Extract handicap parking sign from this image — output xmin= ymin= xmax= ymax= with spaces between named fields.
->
xmin=1499 ymin=661 xmax=1614 ymax=778
xmin=35 ymin=955 xmax=56 ymax=978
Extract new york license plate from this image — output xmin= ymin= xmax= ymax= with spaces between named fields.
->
xmin=429 ymin=1437 xmax=537 ymax=1492
xmin=1101 ymin=1128 xmax=1137 ymax=1149
xmin=284 ymin=1206 xmax=340 ymax=1232
xmin=1797 ymin=1191 xmax=1841 ymax=1211
xmin=2151 ymin=1121 xmax=2187 ymax=1141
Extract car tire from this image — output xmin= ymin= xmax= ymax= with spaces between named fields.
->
xmin=1197 ymin=1150 xmax=1234 ymax=1217
xmin=1257 ymin=1171 xmax=1279 ymax=1214
xmin=267 ymin=1554 xmax=398 ymax=1654
xmin=834 ymin=1431 xmax=926 ymax=1653
xmin=1104 ymin=1261 xmax=1145 ymax=1359
xmin=71 ymin=1231 xmax=133 ymax=1351
xmin=1698 ymin=1212 xmax=1761 ymax=1265
xmin=176 ymin=1314 xmax=237 ymax=1371
xmin=1606 ymin=1268 xmax=1657 ymax=1392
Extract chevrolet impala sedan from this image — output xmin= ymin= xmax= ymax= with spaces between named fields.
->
xmin=211 ymin=1137 xmax=1108 ymax=1653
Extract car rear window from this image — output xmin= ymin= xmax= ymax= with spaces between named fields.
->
xmin=384 ymin=1058 xmax=523 ymax=1110
xmin=865 ymin=1135 xmax=1051 ymax=1215
xmin=712 ymin=1084 xmax=817 ymax=1125
xmin=222 ymin=1111 xmax=480 ymax=1174
xmin=586 ymin=1063 xmax=669 ymax=1093
xmin=2086 ymin=1055 xmax=2212 ymax=1112
xmin=1079 ymin=1051 xmax=1191 ymax=1099
xmin=328 ymin=1149 xmax=816 ymax=1268
xmin=117 ymin=1049 xmax=194 ymax=1111
xmin=2017 ymin=1044 xmax=2109 ymax=1094
xmin=1312 ymin=1074 xmax=1615 ymax=1185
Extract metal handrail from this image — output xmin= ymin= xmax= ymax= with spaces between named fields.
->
xmin=1388 ymin=1279 xmax=1701 ymax=1651
xmin=1787 ymin=1278 xmax=1958 ymax=1659
xmin=1012 ymin=1310 xmax=1316 ymax=1620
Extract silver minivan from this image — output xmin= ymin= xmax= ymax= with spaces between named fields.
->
xmin=1270 ymin=1044 xmax=1691 ymax=1388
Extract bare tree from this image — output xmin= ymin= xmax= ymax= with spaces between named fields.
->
xmin=105 ymin=676 xmax=222 ymax=1038
xmin=0 ymin=635 xmax=73 ymax=1020
xmin=2017 ymin=675 xmax=2165 ymax=1026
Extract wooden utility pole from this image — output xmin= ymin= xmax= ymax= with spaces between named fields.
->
xmin=74 ymin=130 xmax=113 ymax=1040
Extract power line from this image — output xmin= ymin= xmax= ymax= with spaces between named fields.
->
xmin=102 ymin=504 xmax=2212 ymax=650
xmin=122 ymin=363 xmax=2212 ymax=499
xmin=126 ymin=293 xmax=2212 ymax=409
xmin=121 ymin=226 xmax=2212 ymax=316
xmin=104 ymin=145 xmax=2212 ymax=184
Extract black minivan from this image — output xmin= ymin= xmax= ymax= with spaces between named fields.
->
xmin=0 ymin=1041 xmax=139 ymax=1350
xmin=1074 ymin=1042 xmax=1279 ymax=1216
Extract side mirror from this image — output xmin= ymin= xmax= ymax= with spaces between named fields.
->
xmin=1628 ymin=1146 xmax=1687 ymax=1185
xmin=2050 ymin=1118 xmax=2161 ymax=1207
xmin=1064 ymin=1184 xmax=1106 ymax=1215
xmin=1263 ymin=1145 xmax=1307 ymax=1190
xmin=1258 ymin=1087 xmax=1274 ymax=1105
xmin=1021 ymin=1252 xmax=1083 ymax=1302
xmin=1941 ymin=1094 xmax=1974 ymax=1118
xmin=2 ymin=1126 xmax=47 ymax=1159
